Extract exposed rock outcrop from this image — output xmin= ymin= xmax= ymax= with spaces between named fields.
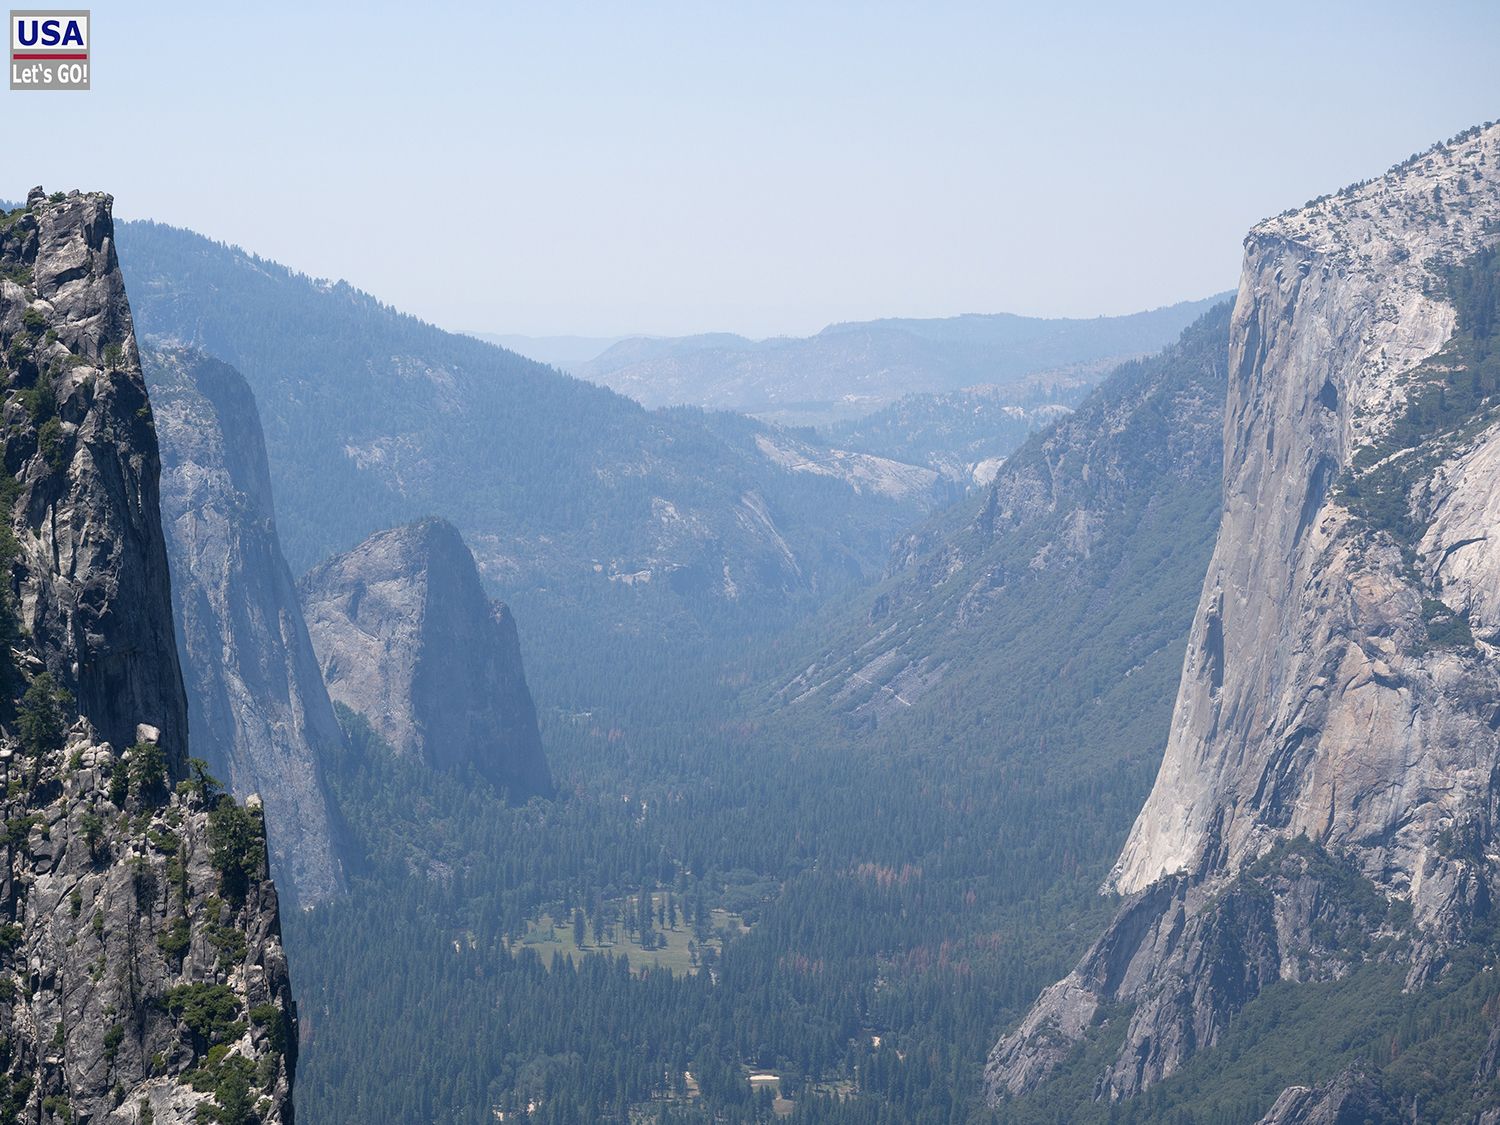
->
xmin=0 ymin=189 xmax=295 ymax=1122
xmin=300 ymin=518 xmax=552 ymax=798
xmin=987 ymin=123 xmax=1500 ymax=1108
xmin=1255 ymin=1067 xmax=1399 ymax=1125
xmin=986 ymin=840 xmax=1396 ymax=1099
xmin=4 ymin=188 xmax=185 ymax=758
xmin=147 ymin=345 xmax=347 ymax=905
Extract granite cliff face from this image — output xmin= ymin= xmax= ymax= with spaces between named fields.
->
xmin=0 ymin=189 xmax=295 ymax=1123
xmin=1109 ymin=124 xmax=1500 ymax=913
xmin=147 ymin=345 xmax=347 ymax=905
xmin=2 ymin=191 xmax=183 ymax=758
xmin=988 ymin=124 xmax=1500 ymax=1107
xmin=1255 ymin=1067 xmax=1399 ymax=1125
xmin=300 ymin=518 xmax=552 ymax=798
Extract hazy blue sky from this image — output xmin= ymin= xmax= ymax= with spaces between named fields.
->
xmin=5 ymin=1 xmax=1498 ymax=336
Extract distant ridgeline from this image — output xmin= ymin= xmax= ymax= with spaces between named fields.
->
xmin=571 ymin=295 xmax=1230 ymax=421
xmin=112 ymin=217 xmax=939 ymax=604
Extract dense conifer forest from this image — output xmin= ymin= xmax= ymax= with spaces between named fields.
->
xmin=283 ymin=316 xmax=1233 ymax=1123
xmin=6 ymin=15 xmax=1498 ymax=1124
xmin=274 ymin=293 xmax=1500 ymax=1121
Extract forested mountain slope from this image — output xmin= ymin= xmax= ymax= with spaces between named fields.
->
xmin=821 ymin=374 xmax=1091 ymax=485
xmin=277 ymin=304 xmax=1236 ymax=1124
xmin=989 ymin=121 xmax=1500 ymax=1124
xmin=779 ymin=301 xmax=1230 ymax=742
xmin=111 ymin=220 xmax=939 ymax=627
xmin=0 ymin=188 xmax=295 ymax=1123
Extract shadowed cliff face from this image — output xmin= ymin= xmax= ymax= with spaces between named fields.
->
xmin=300 ymin=517 xmax=553 ymax=799
xmin=988 ymin=123 xmax=1500 ymax=1107
xmin=3 ymin=187 xmax=186 ymax=761
xmin=0 ymin=190 xmax=295 ymax=1122
xmin=147 ymin=344 xmax=348 ymax=905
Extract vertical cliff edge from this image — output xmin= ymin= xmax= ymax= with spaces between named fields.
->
xmin=0 ymin=188 xmax=295 ymax=1123
xmin=300 ymin=517 xmax=553 ymax=800
xmin=988 ymin=123 xmax=1500 ymax=1109
xmin=147 ymin=345 xmax=348 ymax=906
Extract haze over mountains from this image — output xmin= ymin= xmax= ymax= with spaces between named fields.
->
xmin=3 ymin=114 xmax=1499 ymax=1125
xmin=782 ymin=303 xmax=1229 ymax=731
xmin=493 ymin=298 xmax=1228 ymax=430
xmin=105 ymin=215 xmax=1235 ymax=748
xmin=471 ymin=332 xmax=628 ymax=369
xmin=113 ymin=219 xmax=942 ymax=620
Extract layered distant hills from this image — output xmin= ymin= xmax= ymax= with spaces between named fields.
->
xmin=556 ymin=297 xmax=1226 ymax=426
